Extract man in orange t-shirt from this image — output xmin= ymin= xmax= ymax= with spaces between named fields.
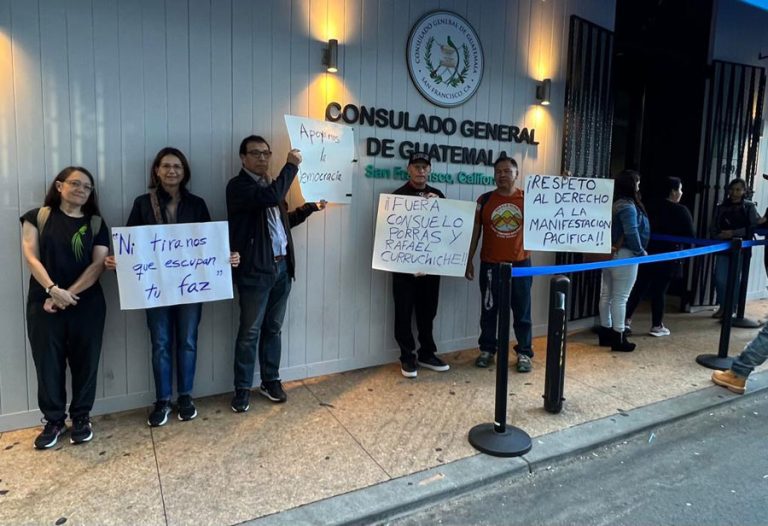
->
xmin=465 ymin=155 xmax=533 ymax=372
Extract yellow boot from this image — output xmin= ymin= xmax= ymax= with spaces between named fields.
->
xmin=711 ymin=370 xmax=746 ymax=394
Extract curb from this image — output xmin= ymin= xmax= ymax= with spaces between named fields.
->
xmin=245 ymin=370 xmax=768 ymax=526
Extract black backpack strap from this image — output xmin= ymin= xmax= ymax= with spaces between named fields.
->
xmin=477 ymin=191 xmax=493 ymax=215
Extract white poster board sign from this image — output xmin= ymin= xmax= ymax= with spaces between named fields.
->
xmin=284 ymin=114 xmax=355 ymax=203
xmin=371 ymin=194 xmax=475 ymax=277
xmin=523 ymin=174 xmax=614 ymax=253
xmin=112 ymin=222 xmax=234 ymax=310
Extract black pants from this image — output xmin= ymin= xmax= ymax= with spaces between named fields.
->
xmin=625 ymin=263 xmax=674 ymax=328
xmin=27 ymin=291 xmax=106 ymax=422
xmin=392 ymin=273 xmax=440 ymax=361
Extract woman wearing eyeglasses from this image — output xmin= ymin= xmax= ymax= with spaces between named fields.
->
xmin=105 ymin=147 xmax=239 ymax=427
xmin=21 ymin=166 xmax=110 ymax=449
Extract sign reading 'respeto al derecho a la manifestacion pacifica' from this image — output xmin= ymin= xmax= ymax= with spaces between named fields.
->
xmin=523 ymin=175 xmax=614 ymax=254
xmin=284 ymin=115 xmax=355 ymax=204
xmin=112 ymin=222 xmax=233 ymax=310
xmin=407 ymin=11 xmax=484 ymax=108
xmin=372 ymin=194 xmax=476 ymax=277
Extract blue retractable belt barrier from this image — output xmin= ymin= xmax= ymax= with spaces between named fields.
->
xmin=741 ymin=238 xmax=768 ymax=248
xmin=472 ymin=234 xmax=760 ymax=437
xmin=510 ymin=242 xmax=731 ymax=277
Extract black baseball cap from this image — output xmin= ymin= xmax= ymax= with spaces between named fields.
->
xmin=493 ymin=153 xmax=514 ymax=168
xmin=408 ymin=152 xmax=431 ymax=166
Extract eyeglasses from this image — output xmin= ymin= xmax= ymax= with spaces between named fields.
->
xmin=159 ymin=163 xmax=184 ymax=171
xmin=246 ymin=150 xmax=272 ymax=159
xmin=63 ymin=180 xmax=94 ymax=192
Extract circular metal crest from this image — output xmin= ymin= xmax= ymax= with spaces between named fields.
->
xmin=406 ymin=10 xmax=485 ymax=108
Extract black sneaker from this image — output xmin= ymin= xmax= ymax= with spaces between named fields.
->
xmin=70 ymin=415 xmax=93 ymax=444
xmin=34 ymin=419 xmax=67 ymax=450
xmin=176 ymin=395 xmax=197 ymax=421
xmin=260 ymin=380 xmax=287 ymax=403
xmin=417 ymin=354 xmax=450 ymax=372
xmin=231 ymin=388 xmax=251 ymax=412
xmin=147 ymin=400 xmax=172 ymax=427
xmin=400 ymin=357 xmax=418 ymax=378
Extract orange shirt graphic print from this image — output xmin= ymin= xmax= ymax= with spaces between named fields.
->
xmin=490 ymin=203 xmax=523 ymax=238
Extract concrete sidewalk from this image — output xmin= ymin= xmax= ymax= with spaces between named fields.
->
xmin=1 ymin=301 xmax=767 ymax=526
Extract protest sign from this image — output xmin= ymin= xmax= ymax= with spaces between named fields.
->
xmin=112 ymin=222 xmax=233 ymax=310
xmin=284 ymin=114 xmax=355 ymax=203
xmin=371 ymin=194 xmax=475 ymax=277
xmin=523 ymin=174 xmax=614 ymax=253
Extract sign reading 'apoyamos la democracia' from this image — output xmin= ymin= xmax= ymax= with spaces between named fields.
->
xmin=407 ymin=11 xmax=484 ymax=108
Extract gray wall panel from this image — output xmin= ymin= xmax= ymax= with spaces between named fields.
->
xmin=0 ymin=0 xmax=619 ymax=430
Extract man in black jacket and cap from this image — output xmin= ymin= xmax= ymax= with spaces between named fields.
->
xmin=391 ymin=152 xmax=450 ymax=378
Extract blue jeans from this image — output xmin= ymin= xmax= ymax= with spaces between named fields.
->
xmin=234 ymin=259 xmax=291 ymax=388
xmin=478 ymin=260 xmax=533 ymax=357
xmin=732 ymin=323 xmax=768 ymax=378
xmin=145 ymin=302 xmax=202 ymax=401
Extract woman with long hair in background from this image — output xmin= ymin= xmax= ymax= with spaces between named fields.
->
xmin=597 ymin=169 xmax=650 ymax=352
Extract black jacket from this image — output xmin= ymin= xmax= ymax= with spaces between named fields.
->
xmin=392 ymin=181 xmax=446 ymax=199
xmin=226 ymin=164 xmax=317 ymax=284
xmin=126 ymin=187 xmax=211 ymax=226
xmin=710 ymin=199 xmax=761 ymax=240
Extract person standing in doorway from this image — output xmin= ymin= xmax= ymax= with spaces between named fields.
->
xmin=624 ymin=176 xmax=694 ymax=337
xmin=465 ymin=155 xmax=534 ymax=373
xmin=391 ymin=152 xmax=450 ymax=378
xmin=710 ymin=178 xmax=766 ymax=318
xmin=227 ymin=135 xmax=324 ymax=412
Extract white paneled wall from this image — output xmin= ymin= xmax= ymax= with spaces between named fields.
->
xmin=0 ymin=0 xmax=615 ymax=430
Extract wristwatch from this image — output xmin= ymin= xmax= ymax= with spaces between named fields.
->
xmin=45 ymin=284 xmax=57 ymax=295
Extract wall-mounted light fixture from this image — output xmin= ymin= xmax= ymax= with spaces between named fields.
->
xmin=536 ymin=78 xmax=551 ymax=105
xmin=323 ymin=39 xmax=339 ymax=73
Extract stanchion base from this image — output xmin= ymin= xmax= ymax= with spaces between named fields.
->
xmin=696 ymin=354 xmax=734 ymax=370
xmin=731 ymin=317 xmax=764 ymax=328
xmin=468 ymin=423 xmax=532 ymax=457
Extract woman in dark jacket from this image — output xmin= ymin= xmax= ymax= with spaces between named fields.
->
xmin=597 ymin=170 xmax=650 ymax=352
xmin=710 ymin=178 xmax=765 ymax=318
xmin=625 ymin=177 xmax=695 ymax=336
xmin=106 ymin=147 xmax=239 ymax=427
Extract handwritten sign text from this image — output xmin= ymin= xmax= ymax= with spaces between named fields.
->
xmin=371 ymin=194 xmax=475 ymax=276
xmin=112 ymin=222 xmax=233 ymax=310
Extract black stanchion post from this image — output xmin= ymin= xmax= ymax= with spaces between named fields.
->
xmin=468 ymin=263 xmax=532 ymax=457
xmin=543 ymin=275 xmax=569 ymax=414
xmin=697 ymin=238 xmax=741 ymax=370
xmin=732 ymin=248 xmax=763 ymax=328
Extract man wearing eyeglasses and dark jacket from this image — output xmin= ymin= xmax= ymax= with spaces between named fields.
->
xmin=226 ymin=135 xmax=324 ymax=412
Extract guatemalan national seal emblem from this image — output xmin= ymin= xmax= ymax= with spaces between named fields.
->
xmin=406 ymin=11 xmax=484 ymax=108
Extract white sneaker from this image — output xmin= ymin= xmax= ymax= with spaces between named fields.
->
xmin=649 ymin=325 xmax=671 ymax=337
